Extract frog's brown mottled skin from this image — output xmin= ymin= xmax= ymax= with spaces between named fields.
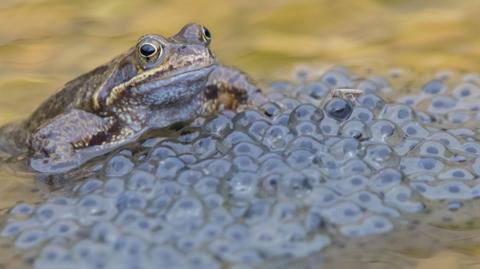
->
xmin=0 ymin=23 xmax=261 ymax=174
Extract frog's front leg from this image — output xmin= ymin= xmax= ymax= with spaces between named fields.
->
xmin=203 ymin=65 xmax=264 ymax=113
xmin=29 ymin=109 xmax=117 ymax=173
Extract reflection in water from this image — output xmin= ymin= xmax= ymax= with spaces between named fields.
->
xmin=2 ymin=0 xmax=480 ymax=268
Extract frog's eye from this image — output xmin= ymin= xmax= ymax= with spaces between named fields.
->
xmin=138 ymin=42 xmax=162 ymax=61
xmin=201 ymin=26 xmax=211 ymax=43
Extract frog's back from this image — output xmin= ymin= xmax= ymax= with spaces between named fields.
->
xmin=24 ymin=64 xmax=112 ymax=134
xmin=0 ymin=63 xmax=113 ymax=157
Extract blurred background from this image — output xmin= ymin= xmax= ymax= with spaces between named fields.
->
xmin=1 ymin=0 xmax=480 ymax=126
xmin=1 ymin=1 xmax=480 ymax=268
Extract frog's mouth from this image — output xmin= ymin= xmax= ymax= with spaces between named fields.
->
xmin=105 ymin=64 xmax=216 ymax=109
xmin=136 ymin=64 xmax=217 ymax=105
xmin=148 ymin=60 xmax=216 ymax=83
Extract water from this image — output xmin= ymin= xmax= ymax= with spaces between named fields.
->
xmin=2 ymin=0 xmax=480 ymax=268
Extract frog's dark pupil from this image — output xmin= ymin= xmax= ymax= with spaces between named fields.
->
xmin=203 ymin=27 xmax=211 ymax=39
xmin=140 ymin=43 xmax=156 ymax=57
xmin=325 ymin=98 xmax=353 ymax=121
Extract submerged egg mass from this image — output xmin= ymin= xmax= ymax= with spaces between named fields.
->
xmin=3 ymin=67 xmax=480 ymax=269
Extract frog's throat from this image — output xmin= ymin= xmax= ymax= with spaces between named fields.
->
xmin=92 ymin=62 xmax=215 ymax=111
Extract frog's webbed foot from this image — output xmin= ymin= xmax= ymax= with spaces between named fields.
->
xmin=29 ymin=109 xmax=117 ymax=173
xmin=203 ymin=65 xmax=265 ymax=114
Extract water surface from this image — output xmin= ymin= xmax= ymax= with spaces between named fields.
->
xmin=2 ymin=0 xmax=480 ymax=268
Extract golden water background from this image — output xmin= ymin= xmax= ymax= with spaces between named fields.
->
xmin=1 ymin=0 xmax=480 ymax=268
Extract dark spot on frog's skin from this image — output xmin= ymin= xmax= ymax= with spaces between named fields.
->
xmin=80 ymin=121 xmax=120 ymax=149
xmin=33 ymin=140 xmax=50 ymax=157
xmin=205 ymin=85 xmax=219 ymax=99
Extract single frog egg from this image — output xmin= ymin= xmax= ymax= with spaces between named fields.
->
xmin=155 ymin=157 xmax=185 ymax=179
xmin=105 ymin=155 xmax=134 ymax=177
xmin=115 ymin=190 xmax=147 ymax=211
xmin=204 ymin=115 xmax=233 ymax=136
xmin=102 ymin=178 xmax=125 ymax=197
xmin=186 ymin=253 xmax=220 ymax=269
xmin=90 ymin=221 xmax=120 ymax=243
xmin=232 ymin=142 xmax=264 ymax=158
xmin=350 ymin=107 xmax=375 ymax=124
xmin=15 ymin=229 xmax=48 ymax=249
xmin=166 ymin=197 xmax=204 ymax=230
xmin=259 ymin=101 xmax=282 ymax=118
xmin=47 ymin=219 xmax=79 ymax=239
xmin=193 ymin=137 xmax=218 ymax=159
xmin=369 ymin=168 xmax=403 ymax=193
xmin=357 ymin=93 xmax=386 ymax=112
xmin=34 ymin=245 xmax=72 ymax=269
xmin=229 ymin=172 xmax=258 ymax=199
xmin=299 ymin=82 xmax=330 ymax=100
xmin=262 ymin=125 xmax=292 ymax=150
xmin=288 ymin=136 xmax=324 ymax=153
xmin=422 ymin=79 xmax=447 ymax=94
xmin=329 ymin=137 xmax=361 ymax=160
xmin=453 ymin=82 xmax=480 ymax=99
xmin=149 ymin=246 xmax=186 ymax=268
xmin=428 ymin=95 xmax=457 ymax=114
xmin=286 ymin=149 xmax=315 ymax=169
xmin=321 ymin=69 xmax=354 ymax=88
xmin=206 ymin=159 xmax=232 ymax=178
xmin=288 ymin=103 xmax=324 ymax=124
xmin=340 ymin=120 xmax=369 ymax=140
xmin=279 ymin=172 xmax=312 ymax=197
xmin=322 ymin=202 xmax=363 ymax=225
xmin=340 ymin=216 xmax=393 ymax=237
xmin=232 ymin=110 xmax=265 ymax=129
xmin=356 ymin=79 xmax=378 ymax=94
xmin=247 ymin=120 xmax=271 ymax=141
xmin=324 ymin=98 xmax=353 ymax=121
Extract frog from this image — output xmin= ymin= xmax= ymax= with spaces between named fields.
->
xmin=0 ymin=23 xmax=262 ymax=174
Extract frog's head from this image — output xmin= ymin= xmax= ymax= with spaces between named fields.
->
xmin=92 ymin=23 xmax=216 ymax=112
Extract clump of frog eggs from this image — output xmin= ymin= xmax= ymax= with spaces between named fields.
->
xmin=2 ymin=67 xmax=480 ymax=269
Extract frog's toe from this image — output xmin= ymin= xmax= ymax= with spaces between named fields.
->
xmin=30 ymin=157 xmax=80 ymax=174
xmin=30 ymin=145 xmax=79 ymax=174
